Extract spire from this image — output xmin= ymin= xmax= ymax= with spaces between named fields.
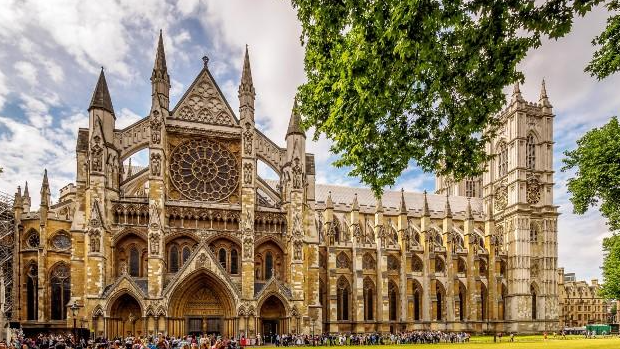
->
xmin=287 ymin=97 xmax=305 ymax=137
xmin=23 ymin=181 xmax=30 ymax=197
xmin=89 ymin=68 xmax=115 ymax=115
xmin=422 ymin=190 xmax=430 ymax=216
xmin=466 ymin=197 xmax=473 ymax=220
xmin=539 ymin=79 xmax=552 ymax=107
xmin=40 ymin=169 xmax=50 ymax=206
xmin=13 ymin=186 xmax=22 ymax=209
xmin=444 ymin=192 xmax=452 ymax=218
xmin=238 ymin=45 xmax=256 ymax=120
xmin=511 ymin=81 xmax=523 ymax=103
xmin=153 ymin=30 xmax=168 ymax=75
xmin=399 ymin=188 xmax=407 ymax=214
xmin=240 ymin=45 xmax=253 ymax=88
xmin=375 ymin=196 xmax=383 ymax=213
xmin=352 ymin=193 xmax=359 ymax=211
xmin=326 ymin=191 xmax=334 ymax=209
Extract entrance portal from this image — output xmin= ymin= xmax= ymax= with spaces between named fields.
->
xmin=168 ymin=271 xmax=236 ymax=337
xmin=108 ymin=293 xmax=143 ymax=338
xmin=259 ymin=295 xmax=287 ymax=339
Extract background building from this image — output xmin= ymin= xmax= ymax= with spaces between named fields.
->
xmin=558 ymin=268 xmax=613 ymax=328
xmin=9 ymin=33 xmax=558 ymax=337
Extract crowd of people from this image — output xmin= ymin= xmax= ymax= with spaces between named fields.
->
xmin=0 ymin=330 xmax=477 ymax=349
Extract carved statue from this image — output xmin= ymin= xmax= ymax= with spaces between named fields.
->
xmin=243 ymin=162 xmax=253 ymax=185
xmin=243 ymin=122 xmax=253 ymax=154
xmin=120 ymin=261 xmax=128 ymax=275
xmin=150 ymin=110 xmax=162 ymax=144
xmin=88 ymin=229 xmax=101 ymax=253
xmin=91 ymin=136 xmax=103 ymax=172
xmin=243 ymin=236 xmax=253 ymax=259
xmin=292 ymin=157 xmax=303 ymax=189
xmin=150 ymin=153 xmax=161 ymax=176
xmin=149 ymin=233 xmax=160 ymax=255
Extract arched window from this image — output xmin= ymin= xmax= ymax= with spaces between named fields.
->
xmin=412 ymin=255 xmax=423 ymax=272
xmin=481 ymin=284 xmax=488 ymax=321
xmin=498 ymin=142 xmax=508 ymax=177
xmin=26 ymin=263 xmax=38 ymax=320
xmin=526 ymin=133 xmax=536 ymax=169
xmin=530 ymin=223 xmax=539 ymax=243
xmin=465 ymin=179 xmax=476 ymax=197
xmin=457 ymin=258 xmax=467 ymax=274
xmin=531 ymin=285 xmax=537 ymax=320
xmin=435 ymin=257 xmax=445 ymax=273
xmin=219 ymin=248 xmax=227 ymax=269
xmin=129 ymin=246 xmax=140 ymax=277
xmin=436 ymin=290 xmax=443 ymax=320
xmin=363 ymin=278 xmax=375 ymax=321
xmin=265 ymin=252 xmax=273 ymax=279
xmin=337 ymin=277 xmax=350 ymax=321
xmin=50 ymin=263 xmax=70 ymax=320
xmin=182 ymin=246 xmax=191 ymax=265
xmin=413 ymin=287 xmax=421 ymax=321
xmin=458 ymin=284 xmax=466 ymax=321
xmin=169 ymin=245 xmax=179 ymax=273
xmin=230 ymin=248 xmax=239 ymax=274
xmin=388 ymin=281 xmax=398 ymax=321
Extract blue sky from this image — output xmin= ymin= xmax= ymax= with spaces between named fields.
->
xmin=0 ymin=0 xmax=618 ymax=282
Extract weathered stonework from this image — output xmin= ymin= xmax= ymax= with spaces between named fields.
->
xmin=10 ymin=36 xmax=558 ymax=337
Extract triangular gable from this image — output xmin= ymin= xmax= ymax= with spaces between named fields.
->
xmin=170 ymin=67 xmax=238 ymax=126
xmin=102 ymin=274 xmax=147 ymax=300
xmin=162 ymin=242 xmax=241 ymax=303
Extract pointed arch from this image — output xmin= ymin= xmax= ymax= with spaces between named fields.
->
xmin=363 ymin=277 xmax=376 ymax=321
xmin=388 ymin=279 xmax=399 ymax=321
xmin=49 ymin=261 xmax=71 ymax=320
xmin=336 ymin=276 xmax=351 ymax=321
xmin=457 ymin=281 xmax=467 ymax=321
xmin=497 ymin=140 xmax=508 ymax=177
xmin=412 ymin=279 xmax=423 ymax=321
xmin=526 ymin=132 xmax=537 ymax=169
xmin=411 ymin=254 xmax=424 ymax=272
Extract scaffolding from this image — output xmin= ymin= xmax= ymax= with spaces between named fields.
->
xmin=0 ymin=191 xmax=14 ymax=319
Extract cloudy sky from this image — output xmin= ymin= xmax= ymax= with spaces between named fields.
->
xmin=0 ymin=0 xmax=618 ymax=282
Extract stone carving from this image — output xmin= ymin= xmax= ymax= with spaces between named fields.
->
xmin=336 ymin=252 xmax=350 ymax=269
xmin=91 ymin=136 xmax=103 ymax=172
xmin=293 ymin=240 xmax=303 ymax=261
xmin=243 ymin=122 xmax=253 ymax=154
xmin=197 ymin=253 xmax=210 ymax=268
xmin=150 ymin=153 xmax=161 ymax=176
xmin=149 ymin=202 xmax=162 ymax=231
xmin=527 ymin=174 xmax=541 ymax=204
xmin=150 ymin=110 xmax=162 ymax=144
xmin=149 ymin=233 xmax=160 ymax=255
xmin=88 ymin=229 xmax=101 ymax=253
xmin=292 ymin=211 xmax=303 ymax=237
xmin=172 ymin=75 xmax=235 ymax=126
xmin=243 ymin=162 xmax=253 ymax=185
xmin=243 ymin=236 xmax=254 ymax=259
xmin=494 ymin=184 xmax=508 ymax=210
xmin=292 ymin=157 xmax=303 ymax=189
xmin=243 ymin=210 xmax=253 ymax=232
xmin=169 ymin=139 xmax=239 ymax=202
xmin=120 ymin=261 xmax=128 ymax=275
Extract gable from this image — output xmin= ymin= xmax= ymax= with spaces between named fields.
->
xmin=171 ymin=68 xmax=238 ymax=127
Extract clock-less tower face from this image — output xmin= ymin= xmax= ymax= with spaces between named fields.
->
xmin=169 ymin=138 xmax=239 ymax=202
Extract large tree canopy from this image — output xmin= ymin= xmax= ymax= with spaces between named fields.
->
xmin=562 ymin=117 xmax=620 ymax=231
xmin=600 ymin=234 xmax=620 ymax=299
xmin=291 ymin=0 xmax=616 ymax=194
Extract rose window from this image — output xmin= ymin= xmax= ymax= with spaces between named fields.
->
xmin=170 ymin=139 xmax=239 ymax=202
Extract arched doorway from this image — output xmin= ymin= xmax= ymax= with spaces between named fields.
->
xmin=259 ymin=295 xmax=287 ymax=341
xmin=108 ymin=293 xmax=143 ymax=338
xmin=167 ymin=271 xmax=236 ymax=337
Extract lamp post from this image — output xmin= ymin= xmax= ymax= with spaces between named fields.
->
xmin=311 ymin=318 xmax=316 ymax=347
xmin=70 ymin=301 xmax=80 ymax=347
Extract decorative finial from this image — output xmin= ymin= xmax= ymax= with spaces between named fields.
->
xmin=423 ymin=190 xmax=430 ymax=216
xmin=466 ymin=197 xmax=473 ymax=220
xmin=352 ymin=193 xmax=359 ymax=211
xmin=539 ymin=78 xmax=552 ymax=108
xmin=326 ymin=191 xmax=334 ymax=209
xmin=512 ymin=80 xmax=523 ymax=102
xmin=399 ymin=188 xmax=407 ymax=214
xmin=202 ymin=55 xmax=209 ymax=67
xmin=444 ymin=192 xmax=452 ymax=218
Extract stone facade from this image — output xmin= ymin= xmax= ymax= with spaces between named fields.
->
xmin=558 ymin=269 xmax=613 ymax=328
xmin=10 ymin=33 xmax=558 ymax=337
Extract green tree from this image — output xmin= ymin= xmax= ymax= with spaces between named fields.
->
xmin=562 ymin=117 xmax=620 ymax=231
xmin=290 ymin=0 xmax=617 ymax=194
xmin=600 ymin=234 xmax=620 ymax=299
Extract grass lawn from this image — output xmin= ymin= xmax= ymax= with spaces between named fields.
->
xmin=262 ymin=336 xmax=620 ymax=348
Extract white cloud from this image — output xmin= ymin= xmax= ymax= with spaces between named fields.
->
xmin=0 ymin=69 xmax=7 ymax=110
xmin=14 ymin=61 xmax=37 ymax=86
xmin=117 ymin=108 xmax=144 ymax=129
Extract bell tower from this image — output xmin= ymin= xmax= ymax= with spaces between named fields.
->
xmin=482 ymin=80 xmax=558 ymax=332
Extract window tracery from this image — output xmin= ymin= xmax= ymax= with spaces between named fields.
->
xmin=26 ymin=230 xmax=39 ymax=248
xmin=497 ymin=141 xmax=508 ymax=177
xmin=411 ymin=255 xmax=423 ymax=272
xmin=387 ymin=255 xmax=400 ymax=272
xmin=362 ymin=253 xmax=375 ymax=270
xmin=169 ymin=139 xmax=239 ymax=202
xmin=51 ymin=232 xmax=71 ymax=250
xmin=50 ymin=263 xmax=70 ymax=320
xmin=336 ymin=252 xmax=351 ymax=269
xmin=526 ymin=133 xmax=536 ymax=169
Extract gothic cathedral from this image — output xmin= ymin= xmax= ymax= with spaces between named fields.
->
xmin=10 ymin=32 xmax=558 ymax=337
